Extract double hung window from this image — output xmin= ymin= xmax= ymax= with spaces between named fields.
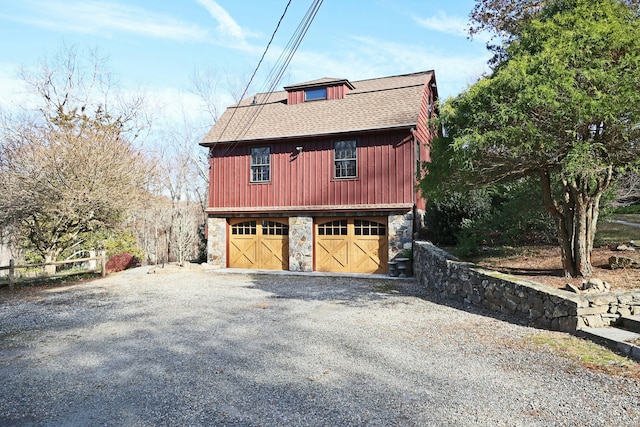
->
xmin=334 ymin=140 xmax=357 ymax=179
xmin=250 ymin=147 xmax=270 ymax=182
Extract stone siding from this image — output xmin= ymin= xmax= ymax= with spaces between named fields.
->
xmin=414 ymin=241 xmax=640 ymax=333
xmin=388 ymin=212 xmax=414 ymax=261
xmin=289 ymin=216 xmax=313 ymax=272
xmin=206 ymin=217 xmax=227 ymax=268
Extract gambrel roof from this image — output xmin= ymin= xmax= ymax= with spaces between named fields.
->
xmin=201 ymin=70 xmax=434 ymax=146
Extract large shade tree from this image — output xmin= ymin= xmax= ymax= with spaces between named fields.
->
xmin=0 ymin=47 xmax=152 ymax=264
xmin=422 ymin=0 xmax=640 ymax=277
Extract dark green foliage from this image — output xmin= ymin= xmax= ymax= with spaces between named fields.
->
xmin=59 ymin=229 xmax=145 ymax=261
xmin=487 ymin=179 xmax=557 ymax=246
xmin=424 ymin=190 xmax=492 ymax=246
xmin=197 ymin=223 xmax=207 ymax=263
xmin=425 ymin=178 xmax=557 ymax=253
xmin=422 ymin=0 xmax=640 ymax=276
xmin=613 ymin=205 xmax=640 ymax=214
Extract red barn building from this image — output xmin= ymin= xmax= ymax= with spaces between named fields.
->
xmin=200 ymin=70 xmax=438 ymax=273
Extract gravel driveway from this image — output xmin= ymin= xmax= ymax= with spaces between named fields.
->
xmin=0 ymin=266 xmax=638 ymax=426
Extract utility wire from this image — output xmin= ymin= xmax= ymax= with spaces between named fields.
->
xmin=216 ymin=0 xmax=324 ymax=157
xmin=233 ymin=0 xmax=323 ymax=144
xmin=214 ymin=0 xmax=292 ymax=152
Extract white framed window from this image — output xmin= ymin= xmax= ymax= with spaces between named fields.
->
xmin=250 ymin=147 xmax=270 ymax=182
xmin=334 ymin=140 xmax=357 ymax=179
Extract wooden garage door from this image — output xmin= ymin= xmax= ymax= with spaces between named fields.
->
xmin=229 ymin=219 xmax=289 ymax=270
xmin=315 ymin=217 xmax=388 ymax=273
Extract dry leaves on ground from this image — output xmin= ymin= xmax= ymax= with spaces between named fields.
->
xmin=472 ymin=246 xmax=640 ymax=291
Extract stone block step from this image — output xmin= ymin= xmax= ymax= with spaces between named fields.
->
xmin=578 ymin=327 xmax=640 ymax=361
xmin=621 ymin=315 xmax=640 ymax=333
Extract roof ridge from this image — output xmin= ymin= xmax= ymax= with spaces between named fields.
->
xmin=347 ymin=82 xmax=426 ymax=96
xmin=241 ymin=70 xmax=433 ymax=102
xmin=350 ymin=70 xmax=433 ymax=85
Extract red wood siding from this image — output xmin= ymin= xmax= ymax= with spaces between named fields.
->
xmin=414 ymin=76 xmax=437 ymax=211
xmin=287 ymin=90 xmax=304 ymax=105
xmin=208 ymin=130 xmax=416 ymax=211
xmin=327 ymin=85 xmax=348 ymax=100
xmin=287 ymin=84 xmax=349 ymax=105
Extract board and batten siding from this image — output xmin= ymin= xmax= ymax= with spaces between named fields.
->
xmin=287 ymin=84 xmax=349 ymax=105
xmin=413 ymin=77 xmax=437 ymax=211
xmin=208 ymin=130 xmax=417 ymax=211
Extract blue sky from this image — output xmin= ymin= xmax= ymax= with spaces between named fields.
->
xmin=0 ymin=0 xmax=491 ymax=129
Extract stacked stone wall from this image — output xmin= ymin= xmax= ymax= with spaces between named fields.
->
xmin=414 ymin=241 xmax=640 ymax=332
xmin=289 ymin=216 xmax=313 ymax=272
xmin=206 ymin=217 xmax=227 ymax=268
xmin=388 ymin=212 xmax=414 ymax=261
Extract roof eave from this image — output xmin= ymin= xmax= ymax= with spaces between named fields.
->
xmin=199 ymin=123 xmax=417 ymax=147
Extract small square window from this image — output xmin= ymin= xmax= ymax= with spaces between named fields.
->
xmin=250 ymin=147 xmax=270 ymax=182
xmin=334 ymin=140 xmax=357 ymax=179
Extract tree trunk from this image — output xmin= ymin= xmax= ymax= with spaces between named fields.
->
xmin=540 ymin=169 xmax=601 ymax=278
xmin=571 ymin=196 xmax=595 ymax=277
xmin=44 ymin=251 xmax=58 ymax=275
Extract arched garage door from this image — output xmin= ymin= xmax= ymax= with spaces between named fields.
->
xmin=228 ymin=219 xmax=289 ymax=270
xmin=315 ymin=217 xmax=388 ymax=274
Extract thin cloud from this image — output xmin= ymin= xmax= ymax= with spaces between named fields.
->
xmin=195 ymin=0 xmax=260 ymax=52
xmin=1 ymin=1 xmax=208 ymax=42
xmin=0 ymin=64 xmax=30 ymax=111
xmin=412 ymin=11 xmax=493 ymax=44
xmin=283 ymin=36 xmax=491 ymax=99
xmin=412 ymin=11 xmax=469 ymax=37
xmin=352 ymin=36 xmax=491 ymax=96
xmin=196 ymin=0 xmax=248 ymax=40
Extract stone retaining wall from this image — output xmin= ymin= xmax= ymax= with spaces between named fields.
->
xmin=414 ymin=241 xmax=640 ymax=333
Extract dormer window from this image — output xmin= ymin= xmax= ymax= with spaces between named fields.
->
xmin=304 ymin=87 xmax=327 ymax=101
xmin=285 ymin=78 xmax=354 ymax=105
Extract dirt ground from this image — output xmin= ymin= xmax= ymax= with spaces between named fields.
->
xmin=471 ymin=245 xmax=640 ymax=291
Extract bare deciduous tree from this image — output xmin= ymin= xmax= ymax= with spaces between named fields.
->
xmin=0 ymin=46 xmax=152 ymax=265
xmin=614 ymin=171 xmax=640 ymax=207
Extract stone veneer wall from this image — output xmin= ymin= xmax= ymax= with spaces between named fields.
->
xmin=414 ymin=241 xmax=640 ymax=333
xmin=289 ymin=216 xmax=313 ymax=272
xmin=388 ymin=211 xmax=414 ymax=261
xmin=206 ymin=217 xmax=227 ymax=268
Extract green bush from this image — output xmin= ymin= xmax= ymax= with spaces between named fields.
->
xmin=61 ymin=229 xmax=145 ymax=262
xmin=425 ymin=178 xmax=556 ymax=253
xmin=612 ymin=204 xmax=640 ymax=214
xmin=487 ymin=179 xmax=556 ymax=246
xmin=424 ymin=190 xmax=492 ymax=246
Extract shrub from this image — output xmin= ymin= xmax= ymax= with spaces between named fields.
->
xmin=106 ymin=252 xmax=141 ymax=273
xmin=613 ymin=204 xmax=640 ymax=214
xmin=424 ymin=190 xmax=492 ymax=246
xmin=487 ymin=179 xmax=556 ymax=246
xmin=424 ymin=178 xmax=557 ymax=252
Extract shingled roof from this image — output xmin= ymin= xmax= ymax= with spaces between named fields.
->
xmin=201 ymin=70 xmax=434 ymax=146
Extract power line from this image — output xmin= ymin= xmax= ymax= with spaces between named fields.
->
xmin=214 ymin=0 xmax=292 ymax=150
xmin=234 ymin=0 xmax=323 ymax=143
xmin=216 ymin=0 xmax=324 ymax=157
